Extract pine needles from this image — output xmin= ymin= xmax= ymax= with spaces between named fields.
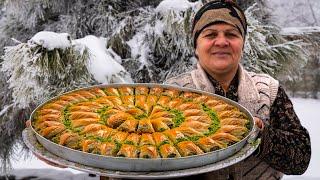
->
xmin=243 ymin=3 xmax=308 ymax=77
xmin=0 ymin=37 xmax=95 ymax=173
xmin=1 ymin=42 xmax=94 ymax=108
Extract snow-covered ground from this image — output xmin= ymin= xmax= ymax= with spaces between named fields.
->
xmin=5 ymin=98 xmax=319 ymax=179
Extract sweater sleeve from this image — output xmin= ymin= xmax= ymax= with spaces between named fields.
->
xmin=259 ymin=86 xmax=311 ymax=175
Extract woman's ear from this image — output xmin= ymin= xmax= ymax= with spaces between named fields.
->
xmin=194 ymin=48 xmax=199 ymax=59
xmin=195 ymin=48 xmax=199 ymax=57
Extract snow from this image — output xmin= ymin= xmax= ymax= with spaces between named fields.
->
xmin=127 ymin=19 xmax=165 ymax=67
xmin=28 ymin=31 xmax=72 ymax=50
xmin=8 ymin=98 xmax=319 ymax=179
xmin=107 ymin=48 xmax=123 ymax=64
xmin=74 ymin=35 xmax=133 ymax=84
xmin=10 ymin=149 xmax=82 ymax=174
xmin=127 ymin=31 xmax=150 ymax=67
xmin=154 ymin=20 xmax=165 ymax=36
xmin=7 ymin=145 xmax=98 ymax=179
xmin=155 ymin=0 xmax=197 ymax=14
xmin=266 ymin=0 xmax=320 ymax=27
xmin=281 ymin=26 xmax=320 ymax=35
xmin=126 ymin=32 xmax=143 ymax=59
xmin=1 ymin=43 xmax=52 ymax=108
xmin=1 ymin=1 xmax=320 ymax=178
xmin=0 ymin=104 xmax=13 ymax=116
xmin=28 ymin=31 xmax=134 ymax=84
xmin=9 ymin=169 xmax=99 ymax=180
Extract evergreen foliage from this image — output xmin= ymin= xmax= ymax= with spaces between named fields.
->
xmin=280 ymin=29 xmax=320 ymax=98
xmin=1 ymin=41 xmax=94 ymax=108
xmin=0 ymin=0 xmax=315 ymax=173
xmin=243 ymin=4 xmax=308 ymax=78
xmin=0 ymin=34 xmax=94 ymax=173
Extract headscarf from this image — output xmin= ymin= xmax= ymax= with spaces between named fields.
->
xmin=192 ymin=0 xmax=247 ymax=48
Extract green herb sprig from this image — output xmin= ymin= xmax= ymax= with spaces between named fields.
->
xmin=202 ymin=104 xmax=220 ymax=136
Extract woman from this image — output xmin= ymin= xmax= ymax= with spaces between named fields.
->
xmin=165 ymin=0 xmax=311 ymax=179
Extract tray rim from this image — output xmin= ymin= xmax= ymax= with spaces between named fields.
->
xmin=22 ymin=127 xmax=260 ymax=179
xmin=28 ymin=83 xmax=256 ymax=171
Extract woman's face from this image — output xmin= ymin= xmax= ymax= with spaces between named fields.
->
xmin=195 ymin=23 xmax=244 ymax=76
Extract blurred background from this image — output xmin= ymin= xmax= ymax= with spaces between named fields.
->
xmin=0 ymin=0 xmax=319 ymax=179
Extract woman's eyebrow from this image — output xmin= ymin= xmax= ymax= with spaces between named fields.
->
xmin=201 ymin=29 xmax=217 ymax=33
xmin=225 ymin=28 xmax=240 ymax=32
xmin=200 ymin=26 xmax=241 ymax=35
xmin=202 ymin=28 xmax=239 ymax=34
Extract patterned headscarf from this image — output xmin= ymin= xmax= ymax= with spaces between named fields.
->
xmin=192 ymin=0 xmax=247 ymax=48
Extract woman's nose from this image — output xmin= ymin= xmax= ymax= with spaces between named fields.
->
xmin=213 ymin=35 xmax=229 ymax=47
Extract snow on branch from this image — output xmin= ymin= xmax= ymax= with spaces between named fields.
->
xmin=0 ymin=31 xmax=131 ymax=108
xmin=156 ymin=0 xmax=198 ymax=14
xmin=74 ymin=35 xmax=133 ymax=84
xmin=243 ymin=3 xmax=308 ymax=78
xmin=28 ymin=31 xmax=72 ymax=50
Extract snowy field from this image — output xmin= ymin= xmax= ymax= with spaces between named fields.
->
xmin=6 ymin=98 xmax=320 ymax=179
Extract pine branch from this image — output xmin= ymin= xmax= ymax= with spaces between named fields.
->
xmin=1 ymin=41 xmax=94 ymax=108
xmin=243 ymin=3 xmax=308 ymax=79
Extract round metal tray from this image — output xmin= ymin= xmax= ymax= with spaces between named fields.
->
xmin=22 ymin=127 xmax=260 ymax=179
xmin=27 ymin=83 xmax=257 ymax=172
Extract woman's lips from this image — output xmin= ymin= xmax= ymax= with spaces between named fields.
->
xmin=213 ymin=51 xmax=230 ymax=55
xmin=212 ymin=52 xmax=231 ymax=56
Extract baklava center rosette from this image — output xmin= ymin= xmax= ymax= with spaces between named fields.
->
xmin=33 ymin=86 xmax=250 ymax=159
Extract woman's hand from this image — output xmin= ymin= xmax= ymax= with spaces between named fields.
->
xmin=25 ymin=120 xmax=67 ymax=168
xmin=253 ymin=117 xmax=264 ymax=130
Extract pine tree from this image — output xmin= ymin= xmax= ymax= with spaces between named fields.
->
xmin=0 ymin=0 xmax=312 ymax=173
xmin=280 ymin=28 xmax=320 ymax=98
xmin=243 ymin=3 xmax=308 ymax=78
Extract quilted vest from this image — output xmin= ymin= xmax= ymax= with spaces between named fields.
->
xmin=165 ymin=63 xmax=283 ymax=179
